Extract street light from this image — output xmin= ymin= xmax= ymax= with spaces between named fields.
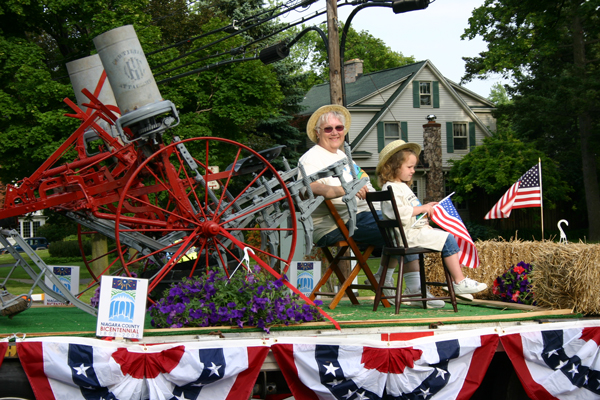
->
xmin=259 ymin=26 xmax=329 ymax=65
xmin=392 ymin=0 xmax=430 ymax=14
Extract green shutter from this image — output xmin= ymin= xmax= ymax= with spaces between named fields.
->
xmin=377 ymin=122 xmax=384 ymax=152
xmin=413 ymin=81 xmax=420 ymax=108
xmin=446 ymin=122 xmax=454 ymax=153
xmin=469 ymin=122 xmax=476 ymax=150
xmin=433 ymin=81 xmax=440 ymax=108
xmin=401 ymin=121 xmax=408 ymax=141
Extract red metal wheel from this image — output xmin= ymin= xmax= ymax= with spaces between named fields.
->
xmin=113 ymin=137 xmax=297 ymax=296
xmin=77 ymin=224 xmax=125 ymax=283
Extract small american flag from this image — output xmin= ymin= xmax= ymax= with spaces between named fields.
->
xmin=485 ymin=163 xmax=542 ymax=219
xmin=430 ymin=197 xmax=480 ymax=269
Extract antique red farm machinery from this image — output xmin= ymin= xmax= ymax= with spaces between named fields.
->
xmin=0 ymin=26 xmax=366 ymax=320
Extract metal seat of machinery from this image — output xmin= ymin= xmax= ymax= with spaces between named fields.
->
xmin=115 ymin=99 xmax=180 ymax=140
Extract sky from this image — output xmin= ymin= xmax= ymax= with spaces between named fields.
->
xmin=278 ymin=0 xmax=508 ymax=99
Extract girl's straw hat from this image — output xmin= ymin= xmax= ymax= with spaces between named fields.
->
xmin=376 ymin=139 xmax=421 ymax=175
xmin=306 ymin=104 xmax=352 ymax=143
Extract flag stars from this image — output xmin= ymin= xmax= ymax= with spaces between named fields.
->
xmin=175 ymin=393 xmax=190 ymax=400
xmin=584 ymin=374 xmax=589 ymax=386
xmin=327 ymin=378 xmax=343 ymax=386
xmin=342 ymin=389 xmax=355 ymax=399
xmin=419 ymin=387 xmax=432 ymax=398
xmin=73 ymin=363 xmax=90 ymax=377
xmin=323 ymin=361 xmax=339 ymax=376
xmin=555 ymin=359 xmax=568 ymax=370
xmin=354 ymin=391 xmax=369 ymax=400
xmin=207 ymin=362 xmax=222 ymax=377
xmin=568 ymin=363 xmax=579 ymax=378
xmin=435 ymin=368 xmax=448 ymax=379
xmin=546 ymin=349 xmax=559 ymax=358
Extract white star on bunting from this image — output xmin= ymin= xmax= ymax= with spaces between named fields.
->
xmin=323 ymin=361 xmax=339 ymax=376
xmin=73 ymin=364 xmax=90 ymax=377
xmin=207 ymin=362 xmax=222 ymax=377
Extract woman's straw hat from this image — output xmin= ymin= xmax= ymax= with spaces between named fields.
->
xmin=376 ymin=139 xmax=421 ymax=175
xmin=306 ymin=104 xmax=352 ymax=143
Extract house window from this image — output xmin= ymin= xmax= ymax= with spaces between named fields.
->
xmin=33 ymin=221 xmax=41 ymax=237
xmin=22 ymin=221 xmax=31 ymax=238
xmin=411 ymin=179 xmax=420 ymax=200
xmin=384 ymin=122 xmax=400 ymax=146
xmin=453 ymin=122 xmax=468 ymax=150
xmin=420 ymin=82 xmax=432 ymax=107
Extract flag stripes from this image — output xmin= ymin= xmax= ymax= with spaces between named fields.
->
xmin=430 ymin=197 xmax=480 ymax=269
xmin=486 ymin=163 xmax=542 ymax=219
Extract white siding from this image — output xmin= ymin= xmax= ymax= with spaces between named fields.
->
xmin=474 ymin=111 xmax=497 ymax=132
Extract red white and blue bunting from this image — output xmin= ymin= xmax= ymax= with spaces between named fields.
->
xmin=6 ymin=321 xmax=600 ymax=400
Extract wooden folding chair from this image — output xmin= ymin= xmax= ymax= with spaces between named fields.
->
xmin=366 ymin=187 xmax=458 ymax=313
xmin=308 ymin=200 xmax=391 ymax=310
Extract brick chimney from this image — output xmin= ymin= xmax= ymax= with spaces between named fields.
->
xmin=344 ymin=59 xmax=363 ymax=83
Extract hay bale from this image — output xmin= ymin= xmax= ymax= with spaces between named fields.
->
xmin=424 ymin=239 xmax=600 ymax=315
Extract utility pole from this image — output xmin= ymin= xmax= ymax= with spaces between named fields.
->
xmin=327 ymin=0 xmax=342 ymax=105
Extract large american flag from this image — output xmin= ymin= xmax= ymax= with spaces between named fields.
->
xmin=430 ymin=197 xmax=480 ymax=269
xmin=485 ymin=163 xmax=542 ymax=219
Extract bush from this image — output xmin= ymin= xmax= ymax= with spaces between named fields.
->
xmin=48 ymin=240 xmax=90 ymax=258
xmin=464 ymin=222 xmax=500 ymax=241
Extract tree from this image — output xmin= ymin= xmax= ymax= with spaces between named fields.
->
xmin=448 ymin=129 xmax=573 ymax=225
xmin=287 ymin=23 xmax=416 ymax=90
xmin=0 ymin=0 xmax=305 ymax=183
xmin=488 ymin=82 xmax=510 ymax=106
xmin=461 ymin=0 xmax=600 ymax=240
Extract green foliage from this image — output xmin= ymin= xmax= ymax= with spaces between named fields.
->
xmin=37 ymin=223 xmax=76 ymax=244
xmin=48 ymin=240 xmax=90 ymax=258
xmin=464 ymin=222 xmax=499 ymax=241
xmin=37 ymin=211 xmax=78 ymax=243
xmin=461 ymin=0 xmax=600 ymax=240
xmin=448 ymin=129 xmax=572 ymax=208
xmin=287 ymin=23 xmax=416 ymax=88
xmin=0 ymin=0 xmax=309 ymax=187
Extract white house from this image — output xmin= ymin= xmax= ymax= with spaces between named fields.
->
xmin=300 ymin=59 xmax=496 ymax=206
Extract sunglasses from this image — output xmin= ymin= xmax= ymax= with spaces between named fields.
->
xmin=320 ymin=125 xmax=345 ymax=133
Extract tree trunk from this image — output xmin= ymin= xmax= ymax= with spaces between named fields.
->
xmin=91 ymin=233 xmax=108 ymax=278
xmin=572 ymin=14 xmax=600 ymax=241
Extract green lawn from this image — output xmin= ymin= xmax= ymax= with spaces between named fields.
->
xmin=0 ymin=250 xmax=96 ymax=305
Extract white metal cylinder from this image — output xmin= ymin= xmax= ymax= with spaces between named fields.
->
xmin=93 ymin=25 xmax=162 ymax=114
xmin=66 ymin=54 xmax=118 ymax=114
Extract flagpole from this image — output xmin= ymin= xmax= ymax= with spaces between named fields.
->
xmin=538 ymin=158 xmax=544 ymax=240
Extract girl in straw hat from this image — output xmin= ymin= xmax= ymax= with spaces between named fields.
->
xmin=377 ymin=140 xmax=487 ymax=303
xmin=299 ymin=106 xmax=420 ymax=300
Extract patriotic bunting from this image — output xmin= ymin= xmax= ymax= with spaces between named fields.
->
xmin=11 ymin=321 xmax=600 ymax=400
xmin=501 ymin=321 xmax=600 ymax=400
xmin=16 ymin=337 xmax=269 ymax=400
xmin=271 ymin=330 xmax=499 ymax=400
xmin=0 ymin=338 xmax=7 ymax=369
